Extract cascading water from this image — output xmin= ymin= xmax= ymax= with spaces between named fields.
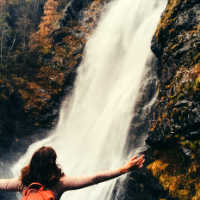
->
xmin=12 ymin=0 xmax=167 ymax=199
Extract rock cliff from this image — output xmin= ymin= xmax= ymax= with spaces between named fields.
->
xmin=146 ymin=0 xmax=200 ymax=199
xmin=0 ymin=0 xmax=106 ymax=153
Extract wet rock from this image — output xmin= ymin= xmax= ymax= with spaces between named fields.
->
xmin=174 ymin=4 xmax=200 ymax=29
xmin=186 ymin=130 xmax=200 ymax=140
xmin=151 ymin=35 xmax=163 ymax=58
xmin=181 ymin=146 xmax=192 ymax=157
xmin=147 ymin=0 xmax=200 ymax=146
xmin=111 ymin=170 xmax=173 ymax=200
xmin=0 ymin=122 xmax=15 ymax=149
xmin=59 ymin=0 xmax=94 ymax=26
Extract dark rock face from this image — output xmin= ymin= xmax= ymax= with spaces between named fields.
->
xmin=146 ymin=0 xmax=200 ymax=199
xmin=0 ymin=0 xmax=106 ymax=154
xmin=111 ymin=54 xmax=173 ymax=200
xmin=59 ymin=0 xmax=99 ymax=26
xmin=111 ymin=170 xmax=173 ymax=200
xmin=147 ymin=0 xmax=200 ymax=145
xmin=0 ymin=91 xmax=23 ymax=149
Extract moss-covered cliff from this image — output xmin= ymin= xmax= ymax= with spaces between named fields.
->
xmin=0 ymin=0 xmax=106 ymax=151
xmin=147 ymin=0 xmax=200 ymax=199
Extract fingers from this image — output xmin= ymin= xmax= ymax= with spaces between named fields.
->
xmin=138 ymin=155 xmax=145 ymax=160
xmin=134 ymin=155 xmax=145 ymax=168
xmin=136 ymin=155 xmax=145 ymax=162
xmin=138 ymin=164 xmax=143 ymax=169
xmin=129 ymin=155 xmax=145 ymax=171
xmin=133 ymin=155 xmax=144 ymax=162
xmin=138 ymin=159 xmax=145 ymax=166
xmin=131 ymin=155 xmax=137 ymax=161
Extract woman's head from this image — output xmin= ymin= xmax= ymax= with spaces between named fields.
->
xmin=20 ymin=146 xmax=64 ymax=187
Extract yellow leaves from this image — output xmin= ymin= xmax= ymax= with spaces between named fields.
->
xmin=192 ymin=195 xmax=200 ymax=200
xmin=166 ymin=84 xmax=171 ymax=89
xmin=169 ymin=29 xmax=175 ymax=34
xmin=147 ymin=160 xmax=169 ymax=178
xmin=171 ymin=43 xmax=180 ymax=50
xmin=148 ymin=145 xmax=200 ymax=200
xmin=159 ymin=174 xmax=174 ymax=190
xmin=150 ymin=122 xmax=156 ymax=131
xmin=158 ymin=113 xmax=162 ymax=122
xmin=194 ymin=63 xmax=200 ymax=70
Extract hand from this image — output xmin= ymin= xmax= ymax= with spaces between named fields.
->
xmin=118 ymin=155 xmax=145 ymax=174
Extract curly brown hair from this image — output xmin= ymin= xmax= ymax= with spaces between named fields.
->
xmin=20 ymin=146 xmax=64 ymax=187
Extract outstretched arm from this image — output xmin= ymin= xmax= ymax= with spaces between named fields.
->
xmin=0 ymin=178 xmax=22 ymax=191
xmin=59 ymin=155 xmax=145 ymax=191
xmin=59 ymin=169 xmax=121 ymax=191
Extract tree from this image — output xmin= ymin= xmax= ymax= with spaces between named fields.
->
xmin=29 ymin=0 xmax=58 ymax=50
xmin=16 ymin=12 xmax=33 ymax=50
xmin=0 ymin=0 xmax=12 ymax=67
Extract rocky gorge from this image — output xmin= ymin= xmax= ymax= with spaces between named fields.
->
xmin=0 ymin=0 xmax=106 ymax=154
xmin=0 ymin=0 xmax=200 ymax=200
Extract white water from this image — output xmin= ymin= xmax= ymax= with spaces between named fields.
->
xmin=12 ymin=0 xmax=166 ymax=199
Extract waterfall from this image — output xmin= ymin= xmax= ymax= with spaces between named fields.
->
xmin=12 ymin=0 xmax=167 ymax=199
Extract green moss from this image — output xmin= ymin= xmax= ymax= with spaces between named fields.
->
xmin=155 ymin=0 xmax=182 ymax=41
xmin=169 ymin=95 xmax=176 ymax=100
xmin=181 ymin=140 xmax=200 ymax=153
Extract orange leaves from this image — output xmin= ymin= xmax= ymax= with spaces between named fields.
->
xmin=18 ymin=89 xmax=30 ymax=101
xmin=37 ymin=66 xmax=65 ymax=88
xmin=40 ymin=0 xmax=58 ymax=37
xmin=28 ymin=82 xmax=40 ymax=90
xmin=29 ymin=0 xmax=58 ymax=50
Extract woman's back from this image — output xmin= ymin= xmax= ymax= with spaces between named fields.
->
xmin=0 ymin=146 xmax=144 ymax=200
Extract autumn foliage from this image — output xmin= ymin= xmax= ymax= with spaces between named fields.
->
xmin=29 ymin=0 xmax=59 ymax=50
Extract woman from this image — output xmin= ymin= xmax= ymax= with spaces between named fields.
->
xmin=0 ymin=146 xmax=145 ymax=200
